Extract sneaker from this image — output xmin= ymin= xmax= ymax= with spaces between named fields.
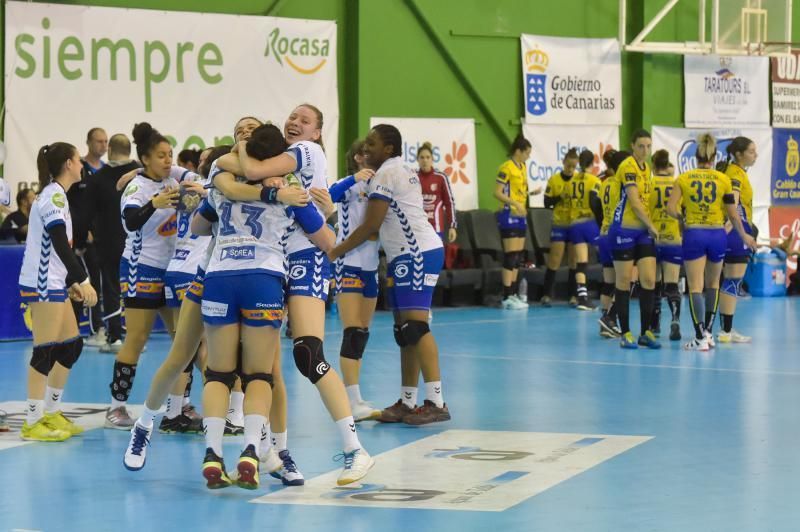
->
xmin=637 ymin=330 xmax=662 ymax=349
xmin=235 ymin=444 xmax=260 ymax=490
xmin=336 ymin=448 xmax=374 ymax=486
xmin=598 ymin=315 xmax=621 ymax=338
xmin=352 ymin=400 xmax=381 ymax=422
xmin=377 ymin=399 xmax=415 ymax=423
xmin=202 ymin=448 xmax=233 ymax=489
xmin=259 ymin=447 xmax=283 ymax=479
xmin=85 ymin=327 xmax=107 ymax=348
xmin=718 ymin=329 xmax=752 ymax=344
xmin=224 ymin=418 xmax=244 ymax=436
xmin=44 ymin=411 xmax=84 ymax=436
xmin=669 ymin=321 xmax=682 ymax=341
xmin=576 ymin=296 xmax=595 ymax=311
xmin=99 ymin=339 xmax=123 ymax=354
xmin=159 ymin=414 xmax=203 ymax=434
xmin=620 ymin=332 xmax=638 ymax=349
xmin=685 ymin=337 xmax=710 ymax=351
xmin=21 ymin=418 xmax=71 ymax=442
xmin=704 ymin=331 xmax=716 ymax=349
xmin=501 ymin=297 xmax=526 ymax=310
xmin=182 ymin=404 xmax=202 ymax=422
xmin=105 ymin=406 xmax=135 ymax=430
xmin=278 ymin=449 xmax=305 ymax=486
xmin=403 ymin=400 xmax=451 ymax=425
xmin=123 ymin=422 xmax=153 ymax=471
xmin=509 ymin=294 xmax=529 ymax=307
xmin=0 ymin=410 xmax=9 ymax=432
xmin=569 ymin=296 xmax=578 ymax=307
xmin=652 ymin=323 xmax=661 ymax=338
xmin=540 ymin=295 xmax=552 ymax=307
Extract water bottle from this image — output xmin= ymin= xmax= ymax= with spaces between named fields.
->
xmin=518 ymin=277 xmax=528 ymax=303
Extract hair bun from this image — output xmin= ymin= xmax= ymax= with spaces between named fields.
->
xmin=132 ymin=122 xmax=155 ymax=145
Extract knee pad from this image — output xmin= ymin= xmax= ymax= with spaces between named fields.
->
xmin=204 ymin=367 xmax=238 ymax=391
xmin=240 ymin=372 xmax=274 ymax=392
xmin=30 ymin=343 xmax=58 ymax=376
xmin=601 ymin=282 xmax=616 ymax=297
xmin=502 ymin=251 xmax=520 ymax=270
xmin=55 ymin=336 xmax=83 ymax=370
xmin=292 ymin=336 xmax=330 ymax=384
xmin=341 ymin=327 xmax=369 ymax=360
xmin=576 ymin=262 xmax=588 ymax=275
xmin=400 ymin=320 xmax=430 ymax=346
xmin=721 ymin=277 xmax=743 ymax=297
xmin=393 ymin=324 xmax=408 ymax=348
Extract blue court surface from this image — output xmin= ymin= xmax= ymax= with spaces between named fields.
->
xmin=1 ymin=298 xmax=799 ymax=532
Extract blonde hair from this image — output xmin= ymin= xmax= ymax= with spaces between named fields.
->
xmin=418 ymin=141 xmax=433 ymax=157
xmin=696 ymin=133 xmax=717 ymax=164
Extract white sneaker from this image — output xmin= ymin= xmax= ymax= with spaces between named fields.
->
xmin=85 ymin=328 xmax=107 ymax=348
xmin=502 ymin=297 xmax=527 ymax=310
xmin=684 ymin=337 xmax=710 ymax=351
xmin=351 ymin=401 xmax=381 ymax=422
xmin=718 ymin=329 xmax=752 ymax=344
xmin=123 ymin=422 xmax=152 ymax=471
xmin=337 ymin=447 xmax=375 ymax=486
xmin=259 ymin=447 xmax=283 ymax=478
xmin=704 ymin=331 xmax=716 ymax=349
xmin=510 ymin=294 xmax=529 ymax=307
xmin=100 ymin=339 xmax=123 ymax=353
xmin=278 ymin=449 xmax=305 ymax=486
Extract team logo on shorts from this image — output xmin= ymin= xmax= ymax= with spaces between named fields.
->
xmin=290 ymin=265 xmax=307 ymax=280
xmin=395 ymin=264 xmax=409 ymax=278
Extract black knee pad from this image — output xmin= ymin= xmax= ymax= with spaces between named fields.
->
xmin=400 ymin=320 xmax=430 ymax=346
xmin=341 ymin=327 xmax=369 ymax=360
xmin=601 ymin=282 xmax=616 ymax=297
xmin=204 ymin=367 xmax=238 ymax=391
xmin=30 ymin=343 xmax=59 ymax=376
xmin=576 ymin=262 xmax=588 ymax=275
xmin=292 ymin=336 xmax=330 ymax=384
xmin=240 ymin=372 xmax=274 ymax=392
xmin=393 ymin=324 xmax=408 ymax=348
xmin=56 ymin=336 xmax=83 ymax=370
xmin=502 ymin=251 xmax=520 ymax=270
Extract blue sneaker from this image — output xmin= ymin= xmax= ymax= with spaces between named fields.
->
xmin=124 ymin=422 xmax=152 ymax=471
xmin=620 ymin=332 xmax=638 ymax=349
xmin=637 ymin=330 xmax=662 ymax=349
xmin=278 ymin=449 xmax=305 ymax=486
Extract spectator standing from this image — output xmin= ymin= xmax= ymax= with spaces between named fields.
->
xmin=417 ymin=142 xmax=457 ymax=243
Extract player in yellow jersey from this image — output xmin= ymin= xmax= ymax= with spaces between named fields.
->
xmin=566 ymin=150 xmax=601 ymax=310
xmin=609 ymin=129 xmax=660 ymax=349
xmin=667 ymin=134 xmax=756 ymax=351
xmin=649 ymin=150 xmax=683 ymax=342
xmin=541 ymin=149 xmax=579 ymax=306
xmin=717 ymin=137 xmax=758 ymax=343
xmin=597 ymin=150 xmax=626 ymax=338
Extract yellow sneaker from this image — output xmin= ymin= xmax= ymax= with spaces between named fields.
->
xmin=21 ymin=418 xmax=71 ymax=442
xmin=44 ymin=411 xmax=84 ymax=436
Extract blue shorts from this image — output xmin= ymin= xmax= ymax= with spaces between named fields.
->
xmin=609 ymin=225 xmax=654 ymax=251
xmin=551 ymin=226 xmax=569 ymax=243
xmin=656 ymin=244 xmax=683 ymax=265
xmin=567 ymin=220 xmax=599 ymax=245
xmin=726 ymin=222 xmax=753 ymax=259
xmin=338 ymin=267 xmax=379 ymax=298
xmin=184 ymin=268 xmax=205 ymax=305
xmin=120 ymin=259 xmax=166 ymax=301
xmin=387 ymin=248 xmax=444 ymax=311
xmin=496 ymin=209 xmax=526 ymax=231
xmin=201 ymin=273 xmax=284 ymax=328
xmin=683 ymin=228 xmax=727 ymax=263
xmin=597 ymin=234 xmax=613 ymax=267
xmin=287 ymin=249 xmax=331 ymax=301
xmin=164 ymin=272 xmax=194 ymax=308
xmin=19 ymin=285 xmax=68 ymax=303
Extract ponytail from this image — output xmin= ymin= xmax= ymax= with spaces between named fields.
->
xmin=36 ymin=142 xmax=77 ymax=191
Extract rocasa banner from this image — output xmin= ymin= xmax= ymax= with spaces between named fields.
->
xmin=368 ymin=117 xmax=478 ymax=210
xmin=652 ymin=126 xmax=773 ymax=233
xmin=684 ymin=54 xmax=769 ymax=127
xmin=521 ymin=124 xmax=618 ymax=207
xmin=771 ymin=128 xmax=800 ymax=205
xmin=520 ymin=34 xmax=621 ymax=126
xmin=771 ymin=50 xmax=800 ymax=128
xmin=3 ymin=2 xmax=339 ymax=201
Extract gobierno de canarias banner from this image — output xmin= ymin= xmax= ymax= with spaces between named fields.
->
xmin=3 ymin=2 xmax=339 ymax=202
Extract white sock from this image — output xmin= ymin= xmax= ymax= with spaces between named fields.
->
xmin=244 ymin=414 xmax=266 ymax=451
xmin=165 ymin=394 xmax=183 ymax=419
xmin=346 ymin=384 xmax=362 ymax=404
xmin=110 ymin=398 xmax=126 ymax=410
xmin=259 ymin=423 xmax=271 ymax=456
xmin=271 ymin=430 xmax=288 ymax=452
xmin=228 ymin=392 xmax=244 ymax=423
xmin=27 ymin=399 xmax=44 ymax=425
xmin=203 ymin=417 xmax=225 ymax=456
xmin=44 ymin=386 xmax=63 ymax=413
xmin=182 ymin=395 xmax=190 ymax=407
xmin=425 ymin=381 xmax=444 ymax=408
xmin=335 ymin=416 xmax=361 ymax=453
xmin=401 ymin=386 xmax=418 ymax=409
xmin=138 ymin=406 xmax=160 ymax=429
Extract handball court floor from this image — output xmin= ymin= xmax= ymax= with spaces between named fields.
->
xmin=1 ymin=298 xmax=799 ymax=532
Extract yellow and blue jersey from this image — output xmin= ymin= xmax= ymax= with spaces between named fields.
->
xmin=675 ymin=168 xmax=733 ymax=228
xmin=649 ymin=174 xmax=682 ymax=244
xmin=496 ymin=160 xmax=528 ymax=215
xmin=544 ymin=171 xmax=572 ymax=226
xmin=613 ymin=156 xmax=652 ymax=229
xmin=568 ymin=172 xmax=601 ymax=224
xmin=724 ymin=163 xmax=753 ymax=224
xmin=599 ymin=178 xmax=619 ymax=235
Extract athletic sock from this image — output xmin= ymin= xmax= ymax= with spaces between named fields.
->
xmin=346 ymin=384 xmax=362 ymax=404
xmin=26 ymin=399 xmax=44 ymax=425
xmin=203 ymin=417 xmax=225 ymax=457
xmin=336 ymin=416 xmax=361 ymax=453
xmin=615 ymin=289 xmax=631 ymax=334
xmin=228 ymin=391 xmax=244 ymax=424
xmin=165 ymin=394 xmax=183 ymax=420
xmin=243 ymin=414 xmax=266 ymax=451
xmin=138 ymin=405 xmax=160 ymax=429
xmin=44 ymin=386 xmax=63 ymax=413
xmin=425 ymin=381 xmax=444 ymax=408
xmin=401 ymin=386 xmax=417 ymax=409
xmin=271 ymin=430 xmax=288 ymax=453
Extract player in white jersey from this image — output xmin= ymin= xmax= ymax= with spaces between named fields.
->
xmin=18 ymin=143 xmax=98 ymax=441
xmin=318 ymin=138 xmax=380 ymax=422
xmin=217 ymin=115 xmax=375 ymax=485
xmin=330 ymin=124 xmax=451 ymax=426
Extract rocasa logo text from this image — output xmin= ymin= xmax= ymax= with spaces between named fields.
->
xmin=264 ymin=28 xmax=330 ymax=75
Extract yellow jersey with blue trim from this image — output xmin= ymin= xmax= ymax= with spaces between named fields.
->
xmin=648 ymin=175 xmax=682 ymax=244
xmin=599 ymin=178 xmax=619 ymax=234
xmin=568 ymin=172 xmax=601 ymax=224
xmin=613 ymin=156 xmax=652 ymax=229
xmin=675 ymin=168 xmax=733 ymax=228
xmin=544 ymin=171 xmax=572 ymax=226
xmin=724 ymin=163 xmax=753 ymax=225
xmin=496 ymin=159 xmax=528 ymax=212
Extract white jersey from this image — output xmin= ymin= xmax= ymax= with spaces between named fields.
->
xmin=336 ymin=179 xmax=379 ymax=271
xmin=121 ymin=170 xmax=180 ymax=270
xmin=284 ymin=140 xmax=328 ymax=256
xmin=0 ymin=177 xmax=10 ymax=207
xmin=367 ymin=156 xmax=443 ymax=262
xmin=19 ymin=182 xmax=72 ymax=291
xmin=204 ymin=187 xmax=293 ymax=279
xmin=167 ymin=169 xmax=212 ymax=276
